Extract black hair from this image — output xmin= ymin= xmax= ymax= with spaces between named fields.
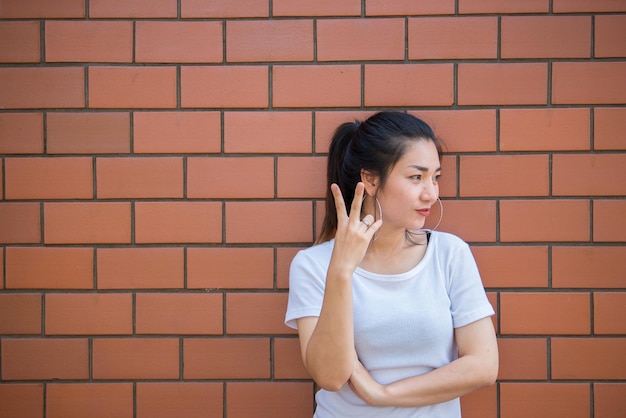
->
xmin=317 ymin=111 xmax=443 ymax=244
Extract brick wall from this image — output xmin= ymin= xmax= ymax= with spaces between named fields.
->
xmin=0 ymin=1 xmax=625 ymax=417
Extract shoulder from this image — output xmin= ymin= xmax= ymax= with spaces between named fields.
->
xmin=431 ymin=231 xmax=469 ymax=251
xmin=291 ymin=239 xmax=334 ymax=270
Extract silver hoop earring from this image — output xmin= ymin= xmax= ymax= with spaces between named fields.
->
xmin=413 ymin=197 xmax=444 ymax=234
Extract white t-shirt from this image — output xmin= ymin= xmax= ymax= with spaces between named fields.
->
xmin=285 ymin=231 xmax=494 ymax=418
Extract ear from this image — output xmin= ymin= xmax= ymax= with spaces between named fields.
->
xmin=360 ymin=169 xmax=379 ymax=196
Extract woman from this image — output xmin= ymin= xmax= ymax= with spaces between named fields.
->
xmin=285 ymin=111 xmax=498 ymax=417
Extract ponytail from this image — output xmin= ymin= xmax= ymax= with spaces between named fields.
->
xmin=316 ymin=122 xmax=359 ymax=244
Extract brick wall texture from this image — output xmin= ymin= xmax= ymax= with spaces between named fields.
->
xmin=0 ymin=0 xmax=625 ymax=417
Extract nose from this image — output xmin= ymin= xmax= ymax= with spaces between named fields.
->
xmin=421 ymin=180 xmax=438 ymax=202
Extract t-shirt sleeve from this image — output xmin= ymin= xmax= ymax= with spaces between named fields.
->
xmin=284 ymin=249 xmax=327 ymax=329
xmin=446 ymin=239 xmax=494 ymax=328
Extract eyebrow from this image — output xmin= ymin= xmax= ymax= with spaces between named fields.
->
xmin=408 ymin=165 xmax=442 ymax=172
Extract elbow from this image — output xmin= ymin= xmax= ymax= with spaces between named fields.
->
xmin=477 ymin=355 xmax=499 ymax=387
xmin=316 ymin=379 xmax=348 ymax=392
xmin=310 ymin=369 xmax=351 ymax=392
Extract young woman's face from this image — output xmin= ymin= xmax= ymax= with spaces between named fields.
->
xmin=376 ymin=139 xmax=441 ymax=232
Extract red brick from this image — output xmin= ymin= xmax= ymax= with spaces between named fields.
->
xmin=500 ymin=383 xmax=589 ymax=418
xmin=499 ymin=200 xmax=589 ymax=242
xmin=595 ymin=108 xmax=626 ymax=150
xmin=90 ymin=0 xmax=177 ymax=18
xmin=0 ymin=67 xmax=84 ymax=109
xmin=595 ymin=15 xmax=626 ymax=58
xmin=45 ymin=21 xmax=133 ymax=63
xmin=408 ymin=17 xmax=497 ymax=59
xmin=187 ymin=157 xmax=274 ymax=198
xmin=0 ymin=384 xmax=43 ymax=418
xmin=187 ymin=247 xmax=274 ymax=289
xmin=552 ymin=337 xmax=626 ymax=379
xmin=594 ymin=200 xmax=626 ymax=242
xmin=136 ymin=21 xmax=223 ymax=63
xmin=45 ymin=293 xmax=132 ymax=335
xmin=460 ymin=385 xmax=497 ymax=418
xmin=460 ymin=155 xmax=549 ymax=197
xmin=594 ymin=383 xmax=626 ymax=418
xmin=277 ymin=247 xmax=302 ymax=289
xmin=224 ymin=111 xmax=312 ymax=153
xmin=183 ymin=338 xmax=270 ymax=379
xmin=5 ymin=157 xmax=92 ymax=200
xmin=438 ymin=156 xmax=457 ymax=199
xmin=274 ymin=0 xmax=361 ymax=16
xmin=0 ymin=113 xmax=43 ymax=154
xmin=135 ymin=202 xmax=222 ymax=244
xmin=226 ymin=293 xmax=293 ymax=334
xmin=47 ymin=383 xmax=133 ymax=418
xmin=225 ymin=201 xmax=313 ymax=243
xmin=317 ymin=18 xmax=404 ymax=61
xmin=6 ymin=247 xmax=93 ymax=289
xmin=1 ymin=338 xmax=88 ymax=380
xmin=89 ymin=66 xmax=177 ymax=109
xmin=497 ymin=338 xmax=547 ymax=380
xmin=552 ymin=246 xmax=625 ymax=288
xmin=500 ymin=108 xmax=590 ymax=151
xmin=273 ymin=337 xmax=310 ymax=379
xmin=181 ymin=66 xmax=268 ymax=108
xmin=413 ymin=110 xmax=497 ymax=153
xmin=500 ymin=292 xmax=590 ymax=335
xmin=277 ymin=156 xmax=326 ymax=198
xmin=226 ymin=382 xmax=314 ymax=418
xmin=97 ymin=248 xmax=184 ymax=289
xmin=227 ymin=20 xmax=313 ymax=62
xmin=47 ymin=112 xmax=130 ymax=154
xmin=181 ymin=0 xmax=269 ymax=18
xmin=92 ymin=338 xmax=179 ymax=380
xmin=553 ymin=0 xmax=626 ymax=13
xmin=364 ymin=64 xmax=454 ymax=106
xmin=458 ymin=63 xmax=547 ymax=105
xmin=501 ymin=16 xmax=590 ymax=59
xmin=137 ymin=382 xmax=223 ymax=418
xmin=0 ymin=203 xmax=40 ymax=244
xmin=594 ymin=293 xmax=626 ymax=335
xmin=552 ymin=62 xmax=626 ymax=105
xmin=0 ymin=252 xmax=3 ymax=289
xmin=0 ymin=293 xmax=41 ymax=334
xmin=44 ymin=202 xmax=131 ymax=244
xmin=96 ymin=157 xmax=183 ymax=199
xmin=136 ymin=293 xmax=223 ymax=335
xmin=0 ymin=0 xmax=85 ymax=18
xmin=314 ymin=110 xmax=375 ymax=153
xmin=553 ymin=154 xmax=626 ymax=196
xmin=459 ymin=0 xmax=549 ymax=13
xmin=273 ymin=65 xmax=360 ymax=108
xmin=471 ymin=246 xmax=548 ymax=288
xmin=367 ymin=0 xmax=455 ymax=15
xmin=437 ymin=200 xmax=496 ymax=243
xmin=0 ymin=21 xmax=40 ymax=63
xmin=133 ymin=111 xmax=221 ymax=154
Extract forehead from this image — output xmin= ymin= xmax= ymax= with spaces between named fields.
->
xmin=395 ymin=140 xmax=440 ymax=170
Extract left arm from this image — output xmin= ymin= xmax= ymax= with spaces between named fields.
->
xmin=349 ymin=316 xmax=498 ymax=407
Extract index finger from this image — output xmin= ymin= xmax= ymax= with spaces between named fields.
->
xmin=330 ymin=183 xmax=348 ymax=220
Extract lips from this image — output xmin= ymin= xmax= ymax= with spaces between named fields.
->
xmin=417 ymin=208 xmax=430 ymax=217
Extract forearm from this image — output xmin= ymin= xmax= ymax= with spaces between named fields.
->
xmin=379 ymin=354 xmax=497 ymax=407
xmin=304 ymin=268 xmax=357 ymax=390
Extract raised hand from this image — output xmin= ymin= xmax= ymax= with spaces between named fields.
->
xmin=328 ymin=182 xmax=382 ymax=276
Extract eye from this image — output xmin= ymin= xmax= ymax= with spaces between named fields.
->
xmin=410 ymin=174 xmax=422 ymax=181
xmin=434 ymin=174 xmax=441 ymax=183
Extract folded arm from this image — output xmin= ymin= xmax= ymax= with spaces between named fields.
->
xmin=349 ymin=316 xmax=498 ymax=407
